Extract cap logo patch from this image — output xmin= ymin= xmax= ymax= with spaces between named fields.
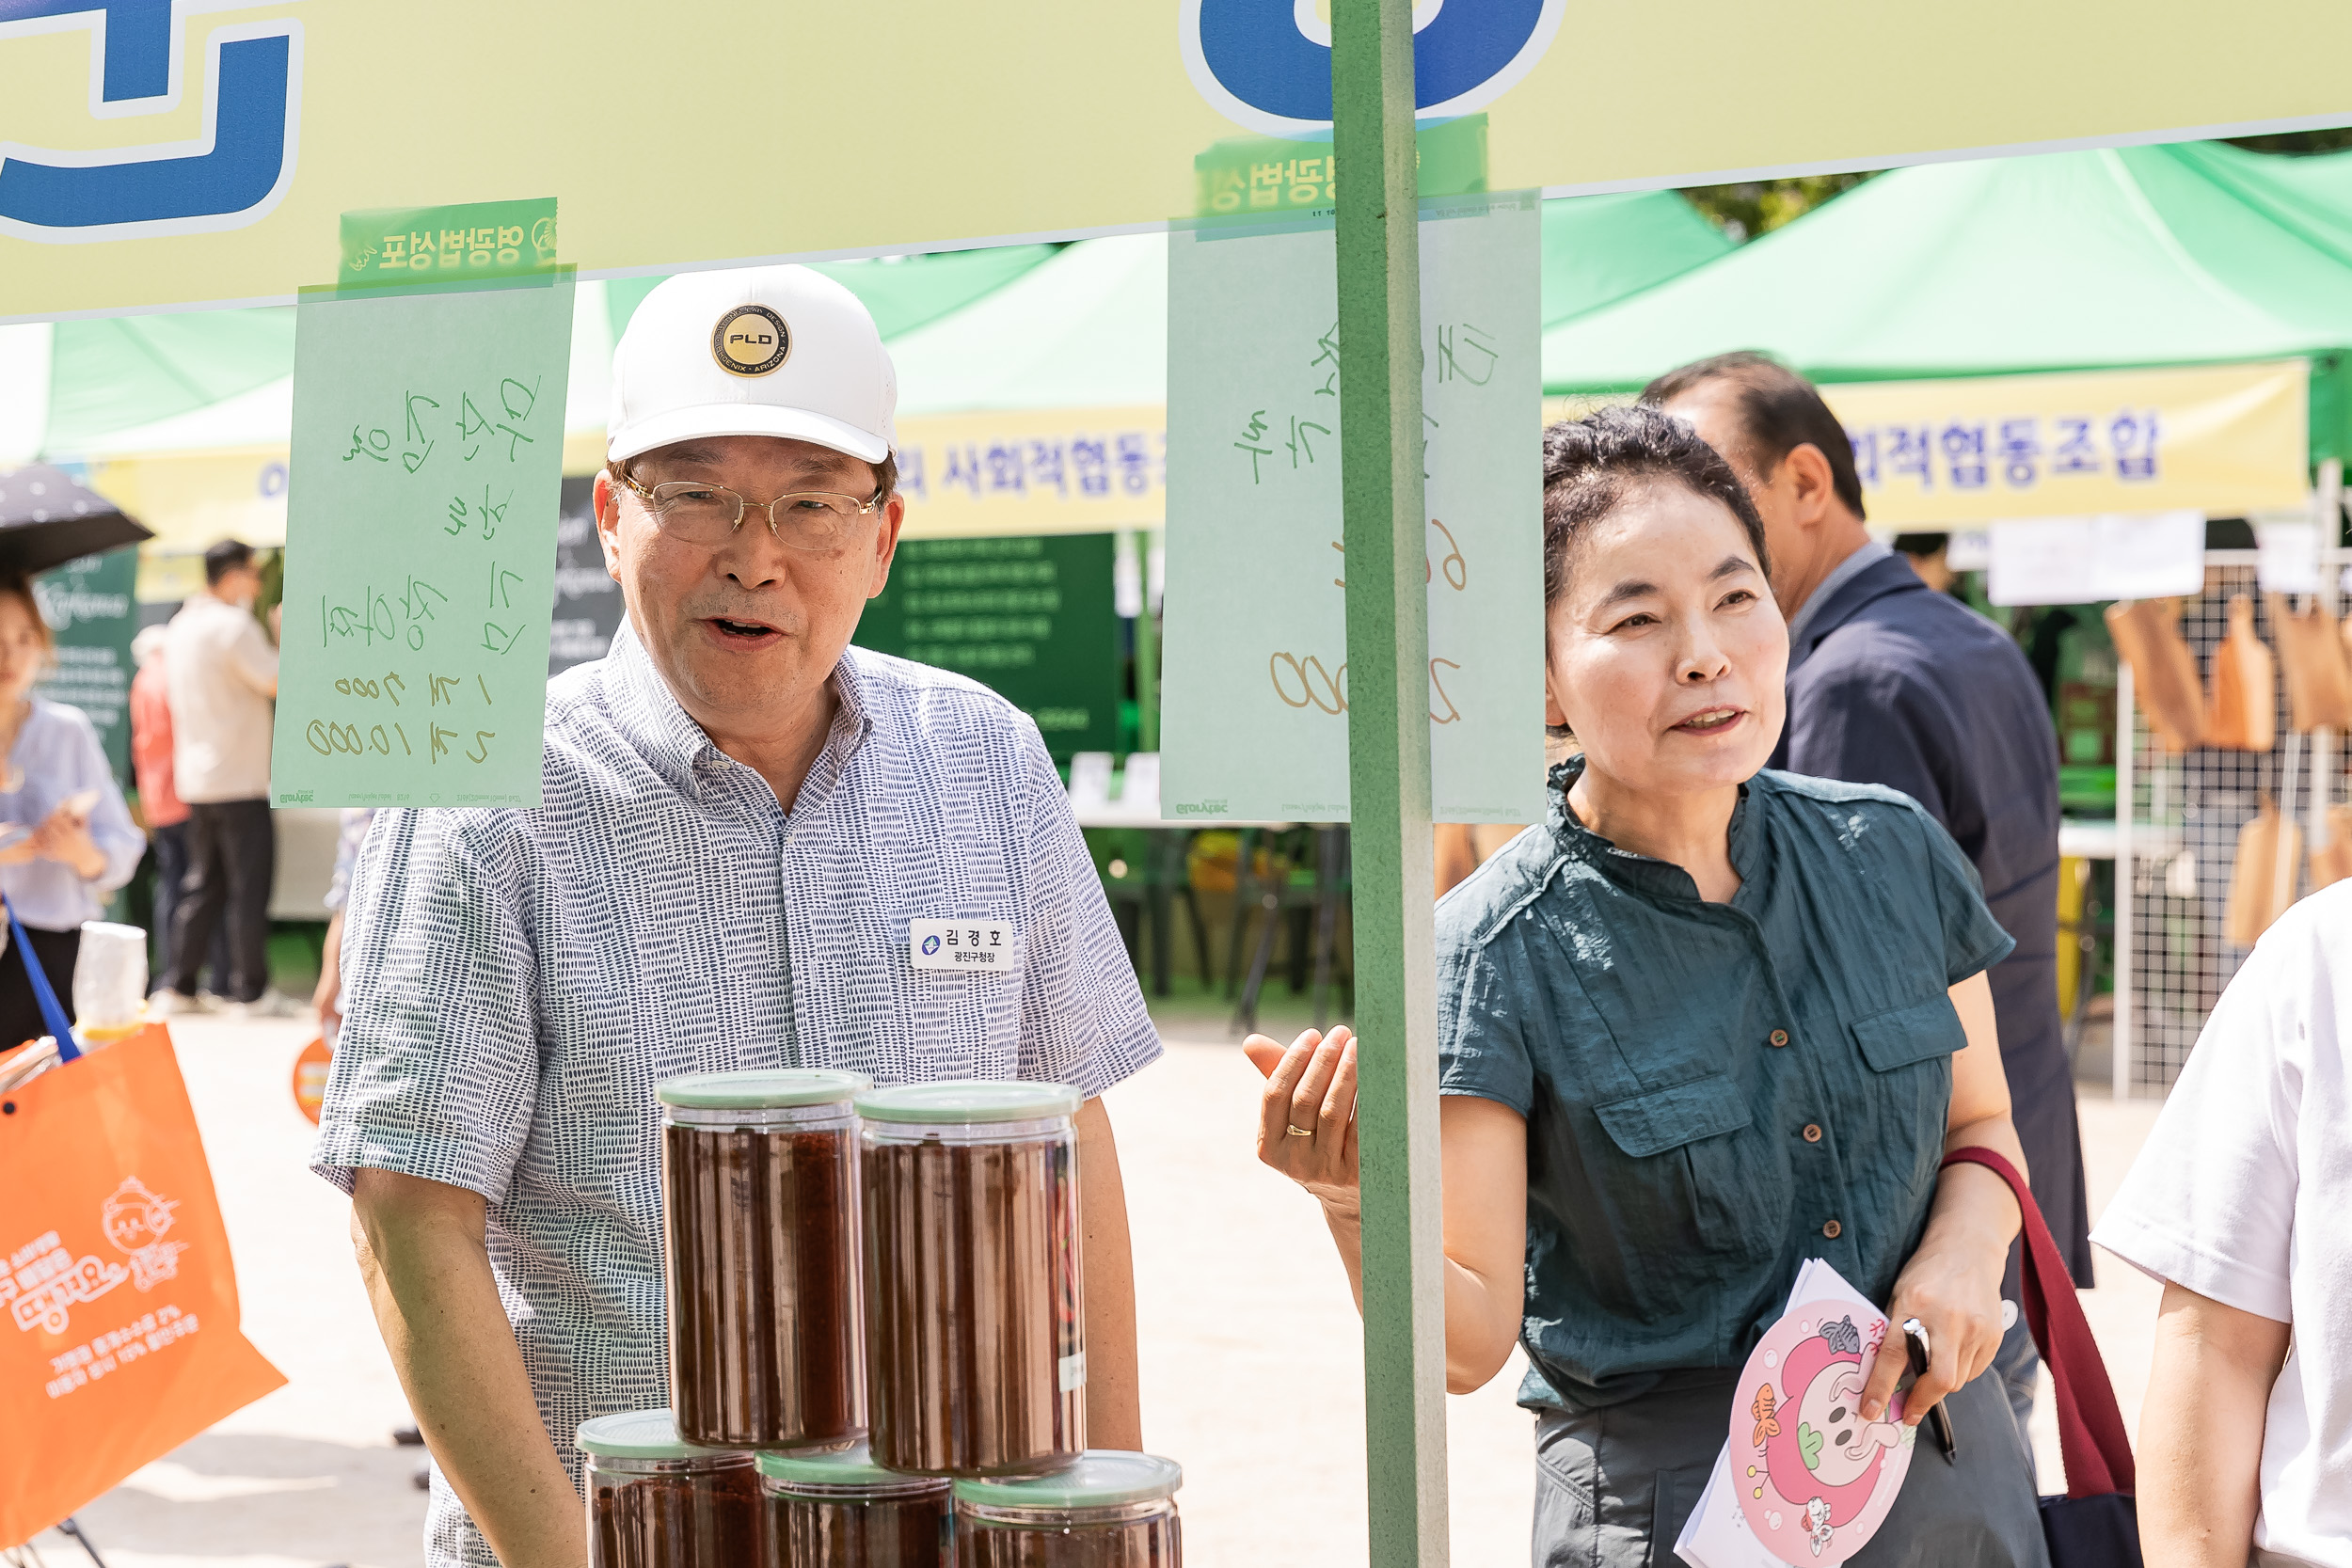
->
xmin=711 ymin=304 xmax=790 ymax=377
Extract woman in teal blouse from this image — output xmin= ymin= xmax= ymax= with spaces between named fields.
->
xmin=1248 ymin=407 xmax=2046 ymax=1565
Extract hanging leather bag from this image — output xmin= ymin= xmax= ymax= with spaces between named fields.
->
xmin=1942 ymin=1147 xmax=2141 ymax=1568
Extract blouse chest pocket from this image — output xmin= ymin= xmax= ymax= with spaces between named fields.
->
xmin=1588 ymin=1071 xmax=1790 ymax=1296
xmin=1847 ymin=994 xmax=1964 ymax=1204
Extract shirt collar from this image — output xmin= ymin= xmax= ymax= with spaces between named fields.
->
xmin=603 ymin=617 xmax=875 ymax=813
xmin=1545 ymin=752 xmax=1764 ymax=903
xmin=1784 ymin=539 xmax=1894 ymax=666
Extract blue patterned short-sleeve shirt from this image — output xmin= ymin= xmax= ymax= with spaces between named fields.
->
xmin=311 ymin=621 xmax=1161 ymax=1566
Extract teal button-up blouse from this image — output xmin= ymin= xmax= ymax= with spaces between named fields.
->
xmin=1437 ymin=760 xmax=2014 ymax=1411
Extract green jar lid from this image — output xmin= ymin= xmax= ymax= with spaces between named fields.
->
xmin=657 ymin=1069 xmax=871 ymax=1110
xmin=854 ymin=1079 xmax=1083 ymax=1125
xmin=952 ymin=1451 xmax=1183 ymax=1511
xmin=755 ymin=1440 xmax=946 ymax=1493
xmin=576 ymin=1408 xmax=747 ymax=1462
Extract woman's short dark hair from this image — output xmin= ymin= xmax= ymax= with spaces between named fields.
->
xmin=1542 ymin=404 xmax=1772 ymax=610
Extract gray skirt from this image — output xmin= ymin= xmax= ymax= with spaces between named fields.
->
xmin=1532 ymin=1368 xmax=2051 ymax=1568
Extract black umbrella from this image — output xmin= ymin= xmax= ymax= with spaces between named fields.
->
xmin=0 ymin=464 xmax=152 ymax=577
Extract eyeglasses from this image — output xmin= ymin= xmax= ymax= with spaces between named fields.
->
xmin=617 ymin=469 xmax=885 ymax=552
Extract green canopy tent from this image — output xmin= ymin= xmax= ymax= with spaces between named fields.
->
xmin=9 ymin=188 xmax=1727 ymax=465
xmin=1540 ymin=188 xmax=1731 ymax=330
xmin=1541 ymin=142 xmax=2352 ymax=466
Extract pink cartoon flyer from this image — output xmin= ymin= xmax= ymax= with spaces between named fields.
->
xmin=1731 ymin=1299 xmax=1915 ymax=1563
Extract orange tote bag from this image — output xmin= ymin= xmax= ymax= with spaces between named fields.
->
xmin=0 ymin=1022 xmax=285 ymax=1544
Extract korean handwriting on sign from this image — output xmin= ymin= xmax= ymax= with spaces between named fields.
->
xmin=312 ymin=354 xmax=548 ymax=778
xmin=342 ymin=376 xmax=542 ymax=473
xmin=1850 ymin=407 xmax=2161 ymax=492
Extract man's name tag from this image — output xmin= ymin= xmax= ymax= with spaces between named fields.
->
xmin=910 ymin=919 xmax=1023 ymax=973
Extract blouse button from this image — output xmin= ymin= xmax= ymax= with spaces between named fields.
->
xmin=1769 ymin=1028 xmax=1789 ymax=1048
xmin=1803 ymin=1123 xmax=1823 ymax=1144
xmin=1821 ymin=1219 xmax=1843 ymax=1240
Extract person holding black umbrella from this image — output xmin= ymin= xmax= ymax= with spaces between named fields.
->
xmin=0 ymin=466 xmax=151 ymax=1044
xmin=0 ymin=575 xmax=143 ymax=1044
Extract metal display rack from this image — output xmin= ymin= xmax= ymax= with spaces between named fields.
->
xmin=2113 ymin=546 xmax=2344 ymax=1096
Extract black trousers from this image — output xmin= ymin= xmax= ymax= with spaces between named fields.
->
xmin=166 ymin=798 xmax=275 ymax=1003
xmin=0 ymin=923 xmax=81 ymax=1050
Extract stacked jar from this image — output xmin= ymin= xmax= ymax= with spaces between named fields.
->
xmin=954 ymin=1453 xmax=1184 ymax=1567
xmin=659 ymin=1069 xmax=872 ymax=1453
xmin=855 ymin=1082 xmax=1089 ymax=1478
xmin=597 ymin=1070 xmax=1182 ymax=1565
xmin=758 ymin=1439 xmax=954 ymax=1566
xmin=580 ymin=1408 xmax=761 ymax=1566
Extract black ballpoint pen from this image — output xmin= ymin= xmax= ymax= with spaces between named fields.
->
xmin=1901 ymin=1317 xmax=1958 ymax=1465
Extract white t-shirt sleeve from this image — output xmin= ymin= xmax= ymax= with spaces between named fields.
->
xmin=2091 ymin=923 xmax=2302 ymax=1323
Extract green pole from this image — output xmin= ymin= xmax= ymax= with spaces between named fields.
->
xmin=1136 ymin=529 xmax=1161 ymax=753
xmin=1331 ymin=3 xmax=1448 ymax=1565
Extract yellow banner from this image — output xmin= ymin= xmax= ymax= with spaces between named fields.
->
xmin=1544 ymin=360 xmax=2311 ymax=522
xmin=1820 ymin=360 xmax=2310 ymax=525
xmin=895 ymin=410 xmax=1165 ymax=541
xmin=87 ymin=412 xmax=1168 ymax=555
xmin=82 ymin=446 xmax=289 ymax=552
xmin=3 ymin=2 xmax=2348 ymax=321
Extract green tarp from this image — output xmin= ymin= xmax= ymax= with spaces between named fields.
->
xmin=604 ymin=245 xmax=1062 ymax=347
xmin=1541 ymin=143 xmax=2352 ymax=463
xmin=44 ymin=309 xmax=294 ymax=456
xmin=1541 ymin=189 xmax=1730 ymax=329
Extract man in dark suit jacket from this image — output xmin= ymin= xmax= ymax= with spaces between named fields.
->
xmin=1647 ymin=352 xmax=2090 ymax=1456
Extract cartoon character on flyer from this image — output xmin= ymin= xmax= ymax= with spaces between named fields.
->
xmin=1737 ymin=1308 xmax=1915 ymax=1562
xmin=102 ymin=1177 xmax=188 ymax=1291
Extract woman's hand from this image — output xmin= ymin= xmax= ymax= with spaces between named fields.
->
xmin=1244 ymin=1026 xmax=1360 ymax=1218
xmin=1863 ymin=1212 xmax=2008 ymax=1424
xmin=26 ymin=802 xmax=105 ymax=879
xmin=1859 ymin=973 xmax=2026 ymax=1425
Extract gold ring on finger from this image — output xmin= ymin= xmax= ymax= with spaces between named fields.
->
xmin=1285 ymin=1124 xmax=1315 ymax=1138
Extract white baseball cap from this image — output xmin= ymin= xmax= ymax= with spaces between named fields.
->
xmin=606 ymin=264 xmax=898 ymax=467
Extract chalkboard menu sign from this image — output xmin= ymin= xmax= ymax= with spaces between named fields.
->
xmin=856 ymin=532 xmax=1119 ymax=760
xmin=550 ymin=476 xmax=626 ymax=675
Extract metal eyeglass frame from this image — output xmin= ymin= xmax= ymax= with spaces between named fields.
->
xmin=615 ymin=467 xmax=886 ymax=550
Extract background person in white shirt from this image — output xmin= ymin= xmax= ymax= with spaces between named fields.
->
xmin=155 ymin=538 xmax=280 ymax=1012
xmin=2094 ymin=888 xmax=2352 ymax=1568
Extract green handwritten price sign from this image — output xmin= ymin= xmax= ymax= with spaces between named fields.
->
xmin=272 ymin=235 xmax=574 ymax=809
xmin=1160 ymin=194 xmax=1544 ymax=823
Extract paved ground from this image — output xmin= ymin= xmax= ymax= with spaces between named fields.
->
xmin=23 ymin=1004 xmax=2169 ymax=1566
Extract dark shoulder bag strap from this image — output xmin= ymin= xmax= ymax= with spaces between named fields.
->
xmin=1941 ymin=1146 xmax=2134 ymax=1499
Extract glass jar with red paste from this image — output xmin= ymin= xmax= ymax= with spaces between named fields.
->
xmin=580 ymin=1407 xmax=761 ymax=1567
xmin=857 ymin=1081 xmax=1087 ymax=1478
xmin=952 ymin=1451 xmax=1183 ymax=1566
xmin=758 ymin=1438 xmax=954 ymax=1566
xmin=658 ymin=1068 xmax=870 ymax=1451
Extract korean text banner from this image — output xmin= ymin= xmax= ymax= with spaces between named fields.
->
xmin=1823 ymin=361 xmax=2309 ymax=526
xmin=5 ymin=2 xmax=2352 ymax=320
xmin=1543 ymin=360 xmax=2311 ymax=526
xmin=1161 ymin=195 xmax=1545 ymax=825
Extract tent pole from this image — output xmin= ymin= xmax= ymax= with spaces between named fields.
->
xmin=1331 ymin=2 xmax=1448 ymax=1565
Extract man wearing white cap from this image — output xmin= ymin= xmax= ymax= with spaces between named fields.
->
xmin=313 ymin=267 xmax=1161 ymax=1567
